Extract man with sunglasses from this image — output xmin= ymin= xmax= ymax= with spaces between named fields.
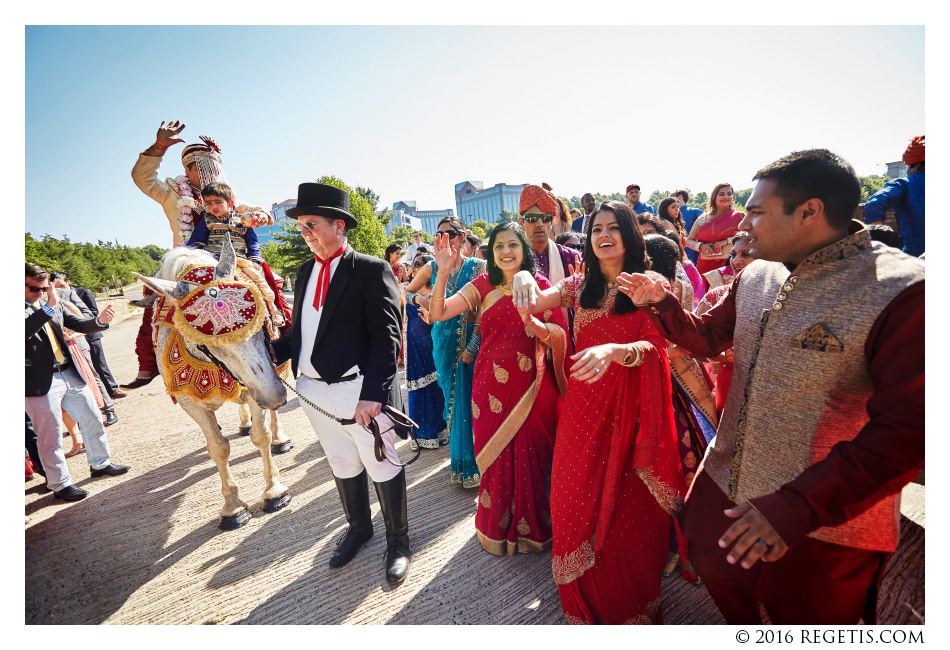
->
xmin=25 ymin=263 xmax=129 ymax=502
xmin=519 ymin=185 xmax=581 ymax=286
xmin=271 ymin=182 xmax=412 ymax=585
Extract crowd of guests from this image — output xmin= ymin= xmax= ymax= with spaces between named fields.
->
xmin=28 ymin=126 xmax=924 ymax=625
xmin=376 ymin=142 xmax=924 ymax=625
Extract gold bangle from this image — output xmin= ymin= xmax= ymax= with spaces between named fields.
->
xmin=430 ymin=295 xmax=445 ymax=302
xmin=540 ymin=332 xmax=552 ymax=342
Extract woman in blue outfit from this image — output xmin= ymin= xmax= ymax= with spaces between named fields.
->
xmin=404 ymin=250 xmax=448 ymax=449
xmin=404 ymin=217 xmax=486 ymax=487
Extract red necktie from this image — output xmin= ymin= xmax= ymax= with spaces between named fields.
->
xmin=312 ymin=245 xmax=346 ymax=311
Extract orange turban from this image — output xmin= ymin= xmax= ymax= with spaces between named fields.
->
xmin=903 ymin=135 xmax=925 ymax=165
xmin=519 ymin=184 xmax=558 ymax=216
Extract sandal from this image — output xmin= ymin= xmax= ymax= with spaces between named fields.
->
xmin=65 ymin=444 xmax=85 ymax=458
xmin=662 ymin=552 xmax=680 ymax=577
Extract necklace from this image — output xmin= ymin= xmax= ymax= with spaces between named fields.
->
xmin=500 ymin=282 xmax=513 ymax=296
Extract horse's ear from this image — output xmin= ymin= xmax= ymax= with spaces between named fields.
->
xmin=215 ymin=233 xmax=236 ymax=280
xmin=134 ymin=273 xmax=190 ymax=302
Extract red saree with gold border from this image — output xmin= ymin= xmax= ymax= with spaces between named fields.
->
xmin=695 ymin=209 xmax=745 ymax=276
xmin=458 ymin=273 xmax=568 ymax=556
xmin=551 ymin=275 xmax=694 ymax=625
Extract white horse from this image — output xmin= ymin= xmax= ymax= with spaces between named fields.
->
xmin=137 ymin=240 xmax=292 ymax=529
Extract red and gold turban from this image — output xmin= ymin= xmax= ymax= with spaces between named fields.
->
xmin=519 ymin=184 xmax=558 ymax=216
xmin=903 ymin=135 xmax=925 ymax=165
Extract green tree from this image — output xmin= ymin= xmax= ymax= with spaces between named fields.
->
xmin=317 ymin=176 xmax=387 ymax=257
xmin=733 ymin=187 xmax=753 ymax=210
xmin=496 ymin=209 xmax=520 ymax=225
xmin=388 ymin=226 xmax=416 ymax=249
xmin=469 ymin=219 xmax=489 ymax=240
xmin=859 ymin=175 xmax=888 ymax=203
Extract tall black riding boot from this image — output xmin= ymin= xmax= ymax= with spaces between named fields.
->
xmin=374 ymin=468 xmax=411 ymax=585
xmin=329 ymin=469 xmax=374 ymax=568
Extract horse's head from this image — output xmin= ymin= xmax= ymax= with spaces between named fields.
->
xmin=135 ymin=236 xmax=287 ymax=410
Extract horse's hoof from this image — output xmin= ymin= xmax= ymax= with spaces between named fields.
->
xmin=238 ymin=426 xmax=251 ymax=436
xmin=271 ymin=441 xmax=294 ymax=454
xmin=263 ymin=493 xmax=292 ymax=513
xmin=219 ymin=509 xmax=252 ymax=530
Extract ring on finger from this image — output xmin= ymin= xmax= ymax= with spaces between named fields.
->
xmin=755 ymin=538 xmax=770 ymax=549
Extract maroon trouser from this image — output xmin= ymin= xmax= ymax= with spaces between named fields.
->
xmin=680 ymin=470 xmax=890 ymax=624
xmin=134 ymin=286 xmax=158 ymax=373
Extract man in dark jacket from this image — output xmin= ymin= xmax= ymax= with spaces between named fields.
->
xmin=271 ymin=183 xmax=410 ymax=585
xmin=25 ymin=263 xmax=129 ymax=501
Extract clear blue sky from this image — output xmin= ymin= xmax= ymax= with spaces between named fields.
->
xmin=25 ymin=25 xmax=924 ymax=247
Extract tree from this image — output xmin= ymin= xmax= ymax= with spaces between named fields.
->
xmin=733 ymin=187 xmax=752 ymax=210
xmin=469 ymin=219 xmax=489 ymax=240
xmin=496 ymin=209 xmax=520 ymax=225
xmin=355 ymin=186 xmax=381 ymax=213
xmin=388 ymin=226 xmax=416 ymax=249
xmin=859 ymin=175 xmax=888 ymax=203
xmin=263 ymin=222 xmax=312 ymax=277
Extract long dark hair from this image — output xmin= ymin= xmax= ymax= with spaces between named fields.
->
xmin=383 ymin=243 xmax=402 ymax=262
xmin=486 ymin=222 xmax=537 ymax=286
xmin=581 ymin=200 xmax=650 ymax=314
xmin=657 ymin=197 xmax=686 ymax=234
xmin=643 ymin=233 xmax=680 ymax=282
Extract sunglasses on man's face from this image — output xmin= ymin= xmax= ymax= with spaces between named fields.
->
xmin=26 ymin=284 xmax=50 ymax=293
xmin=522 ymin=213 xmax=554 ymax=224
xmin=438 ymin=230 xmax=462 ymax=239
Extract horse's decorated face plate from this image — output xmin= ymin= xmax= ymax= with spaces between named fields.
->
xmin=172 ymin=265 xmax=266 ymax=346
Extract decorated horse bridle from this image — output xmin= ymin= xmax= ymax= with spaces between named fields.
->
xmin=174 ymin=264 xmax=420 ymax=467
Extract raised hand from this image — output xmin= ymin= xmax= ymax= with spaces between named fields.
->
xmin=433 ymin=232 xmax=458 ymax=271
xmin=98 ymin=304 xmax=116 ymax=324
xmin=616 ymin=272 xmax=668 ymax=305
xmin=567 ymin=261 xmax=586 ymax=278
xmin=155 ymin=120 xmax=186 ymax=148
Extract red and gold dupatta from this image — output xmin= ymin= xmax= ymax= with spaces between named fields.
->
xmin=459 ymin=274 xmax=568 ymax=475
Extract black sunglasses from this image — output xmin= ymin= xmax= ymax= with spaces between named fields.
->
xmin=522 ymin=213 xmax=554 ymax=224
xmin=26 ymin=284 xmax=50 ymax=293
xmin=438 ymin=230 xmax=462 ymax=239
xmin=411 ymin=261 xmax=425 ymax=268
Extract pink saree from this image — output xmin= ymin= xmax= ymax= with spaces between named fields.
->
xmin=458 ymin=273 xmax=568 ymax=556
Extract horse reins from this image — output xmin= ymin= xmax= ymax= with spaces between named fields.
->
xmin=196 ymin=324 xmax=420 ymax=467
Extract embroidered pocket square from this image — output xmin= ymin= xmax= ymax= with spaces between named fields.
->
xmin=791 ymin=323 xmax=843 ymax=352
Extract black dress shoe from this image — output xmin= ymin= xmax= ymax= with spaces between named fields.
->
xmin=102 ymin=411 xmax=118 ymax=427
xmin=119 ymin=371 xmax=159 ymax=391
xmin=54 ymin=485 xmax=88 ymax=501
xmin=90 ymin=463 xmax=130 ymax=477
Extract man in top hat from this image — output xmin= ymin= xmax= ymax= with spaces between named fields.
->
xmin=863 ymin=135 xmax=925 ymax=257
xmin=125 ymin=120 xmax=276 ymax=390
xmin=271 ymin=183 xmax=411 ymax=585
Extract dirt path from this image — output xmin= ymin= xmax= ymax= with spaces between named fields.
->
xmin=25 ymin=314 xmax=924 ymax=624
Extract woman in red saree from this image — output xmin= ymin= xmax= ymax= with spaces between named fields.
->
xmin=430 ymin=222 xmax=568 ymax=555
xmin=685 ymin=183 xmax=746 ymax=283
xmin=512 ymin=201 xmax=696 ymax=624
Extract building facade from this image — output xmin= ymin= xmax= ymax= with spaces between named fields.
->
xmin=391 ymin=200 xmax=454 ymax=235
xmin=378 ymin=208 xmax=423 ymax=237
xmin=454 ymin=181 xmax=527 ymax=227
xmin=256 ymin=198 xmax=297 ymax=247
xmin=885 ymin=161 xmax=908 ymax=179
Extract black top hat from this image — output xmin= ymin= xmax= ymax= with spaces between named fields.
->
xmin=285 ymin=183 xmax=359 ymax=229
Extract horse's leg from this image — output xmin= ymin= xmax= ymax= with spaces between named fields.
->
xmin=268 ymin=409 xmax=293 ymax=454
xmin=177 ymin=397 xmax=251 ymax=529
xmin=247 ymin=396 xmax=291 ymax=513
xmin=237 ymin=401 xmax=252 ymax=436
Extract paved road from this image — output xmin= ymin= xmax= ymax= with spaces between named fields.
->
xmin=24 ymin=313 xmax=924 ymax=624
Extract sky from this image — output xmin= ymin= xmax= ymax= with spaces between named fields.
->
xmin=25 ymin=25 xmax=924 ymax=247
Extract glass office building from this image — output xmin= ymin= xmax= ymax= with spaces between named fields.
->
xmin=454 ymin=181 xmax=527 ymax=226
xmin=393 ymin=200 xmax=454 ymax=234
